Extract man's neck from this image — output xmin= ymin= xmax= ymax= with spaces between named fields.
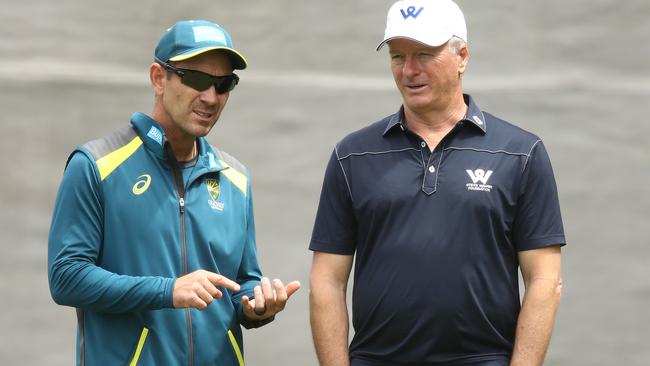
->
xmin=151 ymin=109 xmax=198 ymax=162
xmin=403 ymin=95 xmax=467 ymax=151
xmin=166 ymin=137 xmax=197 ymax=162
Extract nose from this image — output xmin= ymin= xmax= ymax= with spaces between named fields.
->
xmin=198 ymin=84 xmax=220 ymax=105
xmin=402 ymin=55 xmax=421 ymax=78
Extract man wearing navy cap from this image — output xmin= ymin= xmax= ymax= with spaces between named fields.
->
xmin=48 ymin=20 xmax=299 ymax=365
xmin=309 ymin=1 xmax=565 ymax=365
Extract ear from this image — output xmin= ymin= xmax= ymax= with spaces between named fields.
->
xmin=150 ymin=62 xmax=166 ymax=96
xmin=458 ymin=44 xmax=469 ymax=74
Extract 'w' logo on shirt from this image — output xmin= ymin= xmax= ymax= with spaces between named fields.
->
xmin=466 ymin=169 xmax=493 ymax=185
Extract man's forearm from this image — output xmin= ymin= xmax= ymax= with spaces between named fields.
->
xmin=49 ymin=260 xmax=174 ymax=312
xmin=310 ymin=285 xmax=350 ymax=366
xmin=510 ymin=277 xmax=562 ymax=366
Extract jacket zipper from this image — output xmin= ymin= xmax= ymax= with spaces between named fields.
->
xmin=166 ymin=143 xmax=194 ymax=366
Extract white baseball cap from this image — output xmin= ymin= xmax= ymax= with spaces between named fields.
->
xmin=377 ymin=0 xmax=467 ymax=51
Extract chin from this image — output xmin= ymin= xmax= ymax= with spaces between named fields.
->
xmin=184 ymin=124 xmax=211 ymax=138
xmin=195 ymin=128 xmax=212 ymax=138
xmin=192 ymin=118 xmax=217 ymax=133
xmin=404 ymin=99 xmax=433 ymax=112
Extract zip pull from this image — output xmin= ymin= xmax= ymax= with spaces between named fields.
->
xmin=179 ymin=197 xmax=185 ymax=214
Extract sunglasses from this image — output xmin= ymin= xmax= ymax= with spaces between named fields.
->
xmin=156 ymin=58 xmax=239 ymax=94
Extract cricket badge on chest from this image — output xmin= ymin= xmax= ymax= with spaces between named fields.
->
xmin=206 ymin=178 xmax=225 ymax=211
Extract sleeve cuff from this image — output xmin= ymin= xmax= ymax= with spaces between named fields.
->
xmin=162 ymin=278 xmax=176 ymax=308
xmin=517 ymin=235 xmax=566 ymax=251
xmin=237 ymin=296 xmax=276 ymax=329
xmin=241 ymin=314 xmax=275 ymax=329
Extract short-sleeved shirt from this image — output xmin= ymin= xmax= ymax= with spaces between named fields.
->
xmin=309 ymin=94 xmax=566 ymax=366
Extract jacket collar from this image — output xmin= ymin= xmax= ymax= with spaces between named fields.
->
xmin=130 ymin=112 xmax=225 ymax=174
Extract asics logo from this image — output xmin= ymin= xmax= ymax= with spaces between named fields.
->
xmin=132 ymin=174 xmax=151 ymax=195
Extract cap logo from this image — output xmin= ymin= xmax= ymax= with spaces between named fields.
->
xmin=400 ymin=6 xmax=423 ymax=19
xmin=192 ymin=26 xmax=226 ymax=44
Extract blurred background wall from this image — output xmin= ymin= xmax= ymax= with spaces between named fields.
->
xmin=1 ymin=0 xmax=648 ymax=364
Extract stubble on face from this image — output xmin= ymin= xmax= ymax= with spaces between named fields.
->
xmin=156 ymin=51 xmax=233 ymax=144
xmin=388 ymin=39 xmax=462 ymax=116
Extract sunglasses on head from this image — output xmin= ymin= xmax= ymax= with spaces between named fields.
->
xmin=155 ymin=58 xmax=239 ymax=94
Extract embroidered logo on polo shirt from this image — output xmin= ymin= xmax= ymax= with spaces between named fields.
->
xmin=206 ymin=178 xmax=224 ymax=211
xmin=466 ymin=169 xmax=493 ymax=192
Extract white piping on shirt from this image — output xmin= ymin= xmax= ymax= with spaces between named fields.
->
xmin=443 ymin=146 xmax=531 ymax=157
xmin=334 ymin=145 xmax=354 ymax=201
xmin=523 ymin=140 xmax=542 ymax=172
xmin=337 ymin=147 xmax=421 ymax=161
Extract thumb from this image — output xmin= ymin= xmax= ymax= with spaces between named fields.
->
xmin=285 ymin=281 xmax=301 ymax=297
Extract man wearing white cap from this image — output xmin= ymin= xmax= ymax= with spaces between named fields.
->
xmin=49 ymin=20 xmax=300 ymax=365
xmin=309 ymin=1 xmax=565 ymax=365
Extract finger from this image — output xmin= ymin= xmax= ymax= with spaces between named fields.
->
xmin=202 ymin=277 xmax=223 ymax=299
xmin=242 ymin=295 xmax=255 ymax=312
xmin=191 ymin=293 xmax=208 ymax=310
xmin=207 ymin=273 xmax=241 ymax=292
xmin=195 ymin=284 xmax=215 ymax=307
xmin=273 ymin=279 xmax=287 ymax=304
xmin=285 ymin=280 xmax=301 ymax=298
xmin=253 ymin=285 xmax=265 ymax=314
xmin=261 ymin=277 xmax=274 ymax=304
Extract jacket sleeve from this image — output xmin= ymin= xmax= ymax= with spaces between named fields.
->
xmin=230 ymin=179 xmax=274 ymax=328
xmin=48 ymin=151 xmax=175 ymax=313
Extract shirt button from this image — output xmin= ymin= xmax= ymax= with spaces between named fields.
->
xmin=429 ymin=166 xmax=435 ymax=173
xmin=420 ymin=141 xmax=426 ymax=148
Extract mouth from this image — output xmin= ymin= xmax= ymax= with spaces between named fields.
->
xmin=193 ymin=110 xmax=215 ymax=121
xmin=404 ymin=83 xmax=427 ymax=93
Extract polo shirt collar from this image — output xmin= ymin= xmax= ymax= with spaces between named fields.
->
xmin=383 ymin=106 xmax=406 ymax=135
xmin=461 ymin=94 xmax=487 ymax=134
xmin=383 ymin=93 xmax=487 ymax=136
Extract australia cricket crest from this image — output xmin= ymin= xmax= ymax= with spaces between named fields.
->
xmin=206 ymin=178 xmax=224 ymax=211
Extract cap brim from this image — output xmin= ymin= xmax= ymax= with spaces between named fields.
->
xmin=169 ymin=46 xmax=248 ymax=70
xmin=376 ymin=35 xmax=453 ymax=51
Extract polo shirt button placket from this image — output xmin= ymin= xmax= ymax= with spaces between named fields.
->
xmin=417 ymin=139 xmax=437 ymax=194
xmin=422 ymin=155 xmax=438 ymax=195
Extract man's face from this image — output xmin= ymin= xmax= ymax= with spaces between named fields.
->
xmin=157 ymin=51 xmax=233 ymax=141
xmin=388 ymin=38 xmax=466 ymax=114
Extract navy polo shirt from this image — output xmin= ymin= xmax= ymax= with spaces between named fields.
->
xmin=309 ymin=94 xmax=565 ymax=365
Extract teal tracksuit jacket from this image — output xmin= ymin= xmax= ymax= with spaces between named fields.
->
xmin=48 ymin=112 xmax=268 ymax=365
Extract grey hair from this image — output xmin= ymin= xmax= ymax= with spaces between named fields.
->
xmin=448 ymin=36 xmax=466 ymax=54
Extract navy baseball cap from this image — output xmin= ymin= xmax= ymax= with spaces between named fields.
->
xmin=155 ymin=20 xmax=247 ymax=70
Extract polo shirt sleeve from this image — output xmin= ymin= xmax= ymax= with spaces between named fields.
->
xmin=512 ymin=140 xmax=566 ymax=251
xmin=309 ymin=148 xmax=357 ymax=255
